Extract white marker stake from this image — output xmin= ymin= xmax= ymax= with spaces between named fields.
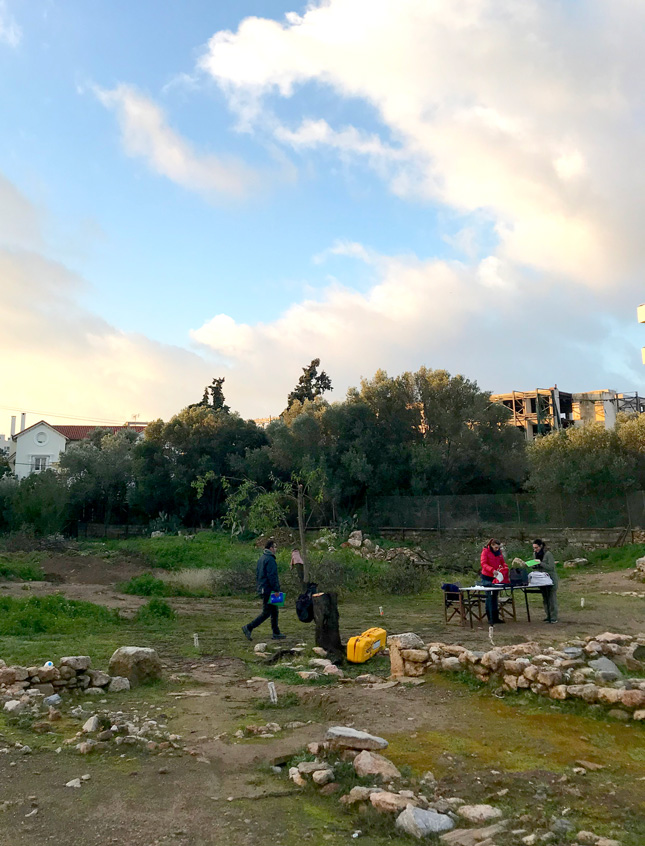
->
xmin=193 ymin=633 xmax=200 ymax=649
xmin=488 ymin=625 xmax=495 ymax=647
xmin=379 ymin=606 xmax=383 ymax=616
xmin=268 ymin=681 xmax=278 ymax=705
xmin=580 ymin=598 xmax=585 ymax=609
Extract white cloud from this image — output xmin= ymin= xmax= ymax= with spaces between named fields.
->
xmin=200 ymin=0 xmax=645 ymax=289
xmin=0 ymin=1 xmax=21 ymax=47
xmin=95 ymin=84 xmax=260 ymax=200
xmin=0 ymin=176 xmax=213 ymax=426
xmin=191 ymin=241 xmax=641 ymax=417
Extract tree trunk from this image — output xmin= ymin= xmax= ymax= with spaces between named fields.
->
xmin=313 ymin=592 xmax=343 ymax=661
xmin=297 ymin=483 xmax=309 ymax=588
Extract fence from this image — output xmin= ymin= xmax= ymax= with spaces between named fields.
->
xmin=361 ymin=491 xmax=645 ymax=532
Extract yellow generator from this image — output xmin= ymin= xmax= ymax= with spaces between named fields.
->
xmin=346 ymin=627 xmax=387 ymax=663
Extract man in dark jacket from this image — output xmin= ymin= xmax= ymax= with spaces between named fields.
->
xmin=242 ymin=540 xmax=286 ymax=640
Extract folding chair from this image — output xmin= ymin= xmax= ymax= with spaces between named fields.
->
xmin=442 ymin=584 xmax=467 ymax=626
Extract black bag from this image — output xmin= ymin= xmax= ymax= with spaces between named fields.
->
xmin=295 ymin=582 xmax=318 ymax=623
xmin=510 ymin=567 xmax=529 ymax=586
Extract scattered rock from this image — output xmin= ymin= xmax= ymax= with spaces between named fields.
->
xmin=440 ymin=822 xmax=506 ymax=846
xmin=65 ymin=778 xmax=82 ymax=789
xmin=3 ymin=700 xmax=25 ymax=714
xmin=319 ymin=782 xmax=341 ymax=796
xmin=325 ymin=726 xmax=388 ymax=751
xmin=108 ymin=676 xmax=131 ymax=693
xmin=456 ymin=804 xmax=503 ymax=824
xmin=254 ymin=643 xmax=268 ymax=654
xmin=288 ymin=767 xmax=307 ymax=787
xmin=339 ymin=786 xmax=383 ymax=805
xmin=108 ymin=647 xmax=162 ymax=686
xmin=396 ymin=806 xmax=455 ymax=838
xmin=82 ymin=715 xmax=101 ymax=733
xmin=370 ymin=791 xmax=415 ymax=814
xmin=312 ymin=647 xmax=328 ymax=657
xmin=312 ymin=769 xmax=334 ymax=786
xmin=353 ymin=750 xmax=401 ymax=780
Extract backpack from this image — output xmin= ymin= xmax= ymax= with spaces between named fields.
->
xmin=295 ymin=582 xmax=318 ymax=623
xmin=510 ymin=566 xmax=529 ymax=586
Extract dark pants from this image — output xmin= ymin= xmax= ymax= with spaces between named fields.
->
xmin=481 ymin=576 xmax=499 ymax=623
xmin=247 ymin=592 xmax=280 ymax=636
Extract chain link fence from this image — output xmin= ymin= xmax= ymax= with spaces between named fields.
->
xmin=362 ymin=491 xmax=645 ymax=530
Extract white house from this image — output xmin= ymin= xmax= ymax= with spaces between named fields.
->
xmin=8 ymin=420 xmax=147 ymax=480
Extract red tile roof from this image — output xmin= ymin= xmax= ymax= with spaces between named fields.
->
xmin=52 ymin=425 xmax=146 ymax=441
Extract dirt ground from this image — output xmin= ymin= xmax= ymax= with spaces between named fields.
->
xmin=0 ymin=556 xmax=644 ymax=845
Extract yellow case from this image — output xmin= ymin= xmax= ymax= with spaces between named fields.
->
xmin=346 ymin=627 xmax=387 ymax=663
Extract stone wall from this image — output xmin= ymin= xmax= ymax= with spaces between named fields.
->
xmin=0 ymin=655 xmax=132 ymax=704
xmin=388 ymin=632 xmax=645 ymax=722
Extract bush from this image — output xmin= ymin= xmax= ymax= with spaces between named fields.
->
xmin=136 ymin=598 xmax=176 ymax=623
xmin=0 ymin=595 xmax=119 ymax=636
xmin=212 ymin=561 xmax=257 ymax=596
xmin=377 ymin=557 xmax=432 ymax=595
xmin=119 ymin=573 xmax=174 ymax=596
xmin=0 ymin=554 xmax=44 ymax=581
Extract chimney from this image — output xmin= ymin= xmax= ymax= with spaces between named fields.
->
xmin=20 ymin=413 xmax=26 ymax=432
xmin=10 ymin=416 xmax=16 ymax=437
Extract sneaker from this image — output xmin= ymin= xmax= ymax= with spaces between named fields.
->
xmin=242 ymin=625 xmax=252 ymax=641
xmin=272 ymin=633 xmax=287 ymax=640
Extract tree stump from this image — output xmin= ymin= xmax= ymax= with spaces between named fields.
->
xmin=313 ymin=592 xmax=343 ymax=661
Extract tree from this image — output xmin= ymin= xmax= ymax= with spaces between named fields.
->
xmin=287 ymin=359 xmax=332 ymax=408
xmin=190 ymin=377 xmax=230 ymax=413
xmin=527 ymin=423 xmax=636 ymax=498
xmin=60 ymin=429 xmax=139 ymax=527
xmin=133 ymin=405 xmax=267 ymax=526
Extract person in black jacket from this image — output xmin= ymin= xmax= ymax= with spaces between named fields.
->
xmin=242 ymin=540 xmax=286 ymax=640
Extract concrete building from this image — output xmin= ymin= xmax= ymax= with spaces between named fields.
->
xmin=7 ymin=418 xmax=146 ymax=480
xmin=491 ymin=387 xmax=645 ymax=440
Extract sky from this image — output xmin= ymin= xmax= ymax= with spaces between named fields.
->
xmin=1 ymin=0 xmax=645 ymax=429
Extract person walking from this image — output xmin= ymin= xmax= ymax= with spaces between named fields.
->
xmin=480 ymin=539 xmax=509 ymax=624
xmin=532 ymin=538 xmax=559 ymax=623
xmin=242 ymin=540 xmax=286 ymax=641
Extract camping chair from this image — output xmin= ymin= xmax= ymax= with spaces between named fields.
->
xmin=497 ymin=587 xmax=517 ymax=622
xmin=442 ymin=583 xmax=467 ymax=627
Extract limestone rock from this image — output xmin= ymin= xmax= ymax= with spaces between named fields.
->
xmin=288 ymin=767 xmax=306 ymax=787
xmin=441 ymin=657 xmax=461 ymax=671
xmin=60 ymin=656 xmax=91 ymax=672
xmin=456 ymin=804 xmax=503 ymax=824
xmin=4 ymin=700 xmax=25 ymax=714
xmin=387 ymin=633 xmax=425 ymax=650
xmin=347 ymin=530 xmax=363 ymax=548
xmin=589 ymin=656 xmax=621 ymax=681
xmin=82 ymin=715 xmax=101 ymax=733
xmin=297 ymin=671 xmax=319 ymax=681
xmin=65 ymin=778 xmax=82 ymax=788
xmin=298 ymin=761 xmax=329 ymax=775
xmin=370 ymin=791 xmax=414 ymax=813
xmin=323 ymin=665 xmax=344 ymax=678
xmin=309 ymin=658 xmax=332 ymax=669
xmin=576 ymin=832 xmax=600 ymax=845
xmin=595 ymin=632 xmax=633 ymax=644
xmin=88 ymin=670 xmax=110 ymax=687
xmin=108 ymin=648 xmax=161 ymax=686
xmin=254 ymin=643 xmax=268 ymax=654
xmin=325 ymin=726 xmax=388 ymax=751
xmin=440 ymin=822 xmax=506 ymax=846
xmin=312 ymin=768 xmax=334 ymax=786
xmin=0 ymin=668 xmax=17 ymax=685
xmin=353 ymin=750 xmax=401 ymax=780
xmin=339 ymin=786 xmax=383 ymax=805
xmin=401 ymin=649 xmax=429 ymax=663
xmin=396 ymin=805 xmax=455 ymax=837
xmin=108 ymin=676 xmax=131 ymax=693
xmin=312 ymin=647 xmax=328 ymax=657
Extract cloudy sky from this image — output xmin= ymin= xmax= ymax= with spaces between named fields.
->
xmin=1 ymin=0 xmax=644 ymax=427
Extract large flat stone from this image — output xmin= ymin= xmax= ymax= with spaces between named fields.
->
xmin=324 ymin=726 xmax=388 ymax=750
xmin=108 ymin=647 xmax=162 ymax=686
xmin=387 ymin=633 xmax=425 ymax=650
xmin=589 ymin=656 xmax=621 ymax=681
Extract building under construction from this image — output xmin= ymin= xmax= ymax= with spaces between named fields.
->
xmin=490 ymin=387 xmax=645 ymax=440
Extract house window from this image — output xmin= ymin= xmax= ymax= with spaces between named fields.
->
xmin=32 ymin=456 xmax=49 ymax=472
xmin=35 ymin=431 xmax=49 ymax=446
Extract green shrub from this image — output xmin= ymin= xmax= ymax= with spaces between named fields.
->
xmin=119 ymin=573 xmax=174 ymax=596
xmin=136 ymin=598 xmax=176 ymax=623
xmin=0 ymin=554 xmax=45 ymax=581
xmin=0 ymin=595 xmax=119 ymax=636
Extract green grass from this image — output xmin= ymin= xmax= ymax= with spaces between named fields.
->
xmin=135 ymin=597 xmax=176 ymax=623
xmin=0 ymin=552 xmax=45 ymax=581
xmin=586 ymin=543 xmax=645 ymax=570
xmin=118 ymin=573 xmax=206 ymax=597
xmin=93 ymin=532 xmax=259 ymax=571
xmin=0 ymin=594 xmax=120 ymax=636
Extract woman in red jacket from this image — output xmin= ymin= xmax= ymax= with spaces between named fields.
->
xmin=480 ymin=539 xmax=509 ymax=624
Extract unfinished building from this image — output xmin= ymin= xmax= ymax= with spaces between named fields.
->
xmin=490 ymin=387 xmax=645 ymax=440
